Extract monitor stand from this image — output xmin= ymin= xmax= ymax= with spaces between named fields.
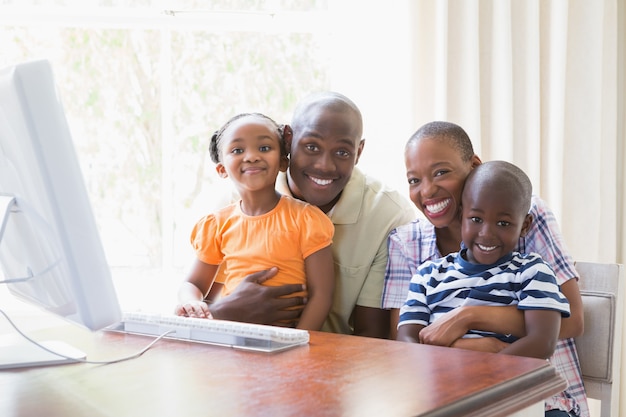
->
xmin=0 ymin=340 xmax=86 ymax=370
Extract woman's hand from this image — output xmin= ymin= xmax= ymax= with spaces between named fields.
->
xmin=451 ymin=337 xmax=510 ymax=353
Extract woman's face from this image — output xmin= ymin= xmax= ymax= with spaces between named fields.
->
xmin=404 ymin=137 xmax=478 ymax=228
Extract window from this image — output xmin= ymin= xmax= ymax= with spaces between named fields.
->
xmin=1 ymin=1 xmax=333 ymax=310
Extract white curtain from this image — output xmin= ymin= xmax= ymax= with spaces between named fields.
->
xmin=408 ymin=0 xmax=624 ymax=265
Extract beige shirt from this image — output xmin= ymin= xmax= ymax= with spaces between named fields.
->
xmin=277 ymin=168 xmax=415 ymax=334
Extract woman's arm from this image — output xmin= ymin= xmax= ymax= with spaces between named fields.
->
xmin=450 ymin=337 xmax=510 ymax=353
xmin=558 ymin=278 xmax=584 ymax=338
xmin=297 ymin=246 xmax=335 ymax=330
xmin=526 ymin=197 xmax=584 ymax=338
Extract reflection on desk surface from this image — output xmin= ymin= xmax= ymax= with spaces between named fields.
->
xmin=0 ymin=312 xmax=565 ymax=417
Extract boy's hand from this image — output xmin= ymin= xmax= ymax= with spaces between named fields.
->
xmin=419 ymin=307 xmax=471 ymax=346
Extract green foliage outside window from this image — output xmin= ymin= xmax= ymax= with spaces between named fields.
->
xmin=0 ymin=3 xmax=330 ymax=268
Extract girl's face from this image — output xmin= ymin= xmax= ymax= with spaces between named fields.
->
xmin=215 ymin=116 xmax=288 ymax=194
xmin=404 ymin=137 xmax=479 ymax=228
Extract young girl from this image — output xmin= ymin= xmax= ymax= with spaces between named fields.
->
xmin=176 ymin=113 xmax=335 ymax=331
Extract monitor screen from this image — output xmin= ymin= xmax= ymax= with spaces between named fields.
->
xmin=0 ymin=59 xmax=122 ymax=367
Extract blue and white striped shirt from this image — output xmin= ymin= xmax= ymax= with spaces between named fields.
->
xmin=398 ymin=250 xmax=570 ymax=341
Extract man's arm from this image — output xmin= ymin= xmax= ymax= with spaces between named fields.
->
xmin=352 ymin=306 xmax=390 ymax=338
xmin=208 ymin=267 xmax=306 ymax=324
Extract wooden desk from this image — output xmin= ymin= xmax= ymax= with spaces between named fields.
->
xmin=0 ymin=324 xmax=565 ymax=417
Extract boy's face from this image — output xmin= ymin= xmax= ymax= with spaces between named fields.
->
xmin=461 ymin=182 xmax=532 ymax=265
xmin=215 ymin=116 xmax=287 ymax=194
xmin=286 ymin=105 xmax=364 ymax=213
xmin=405 ymin=137 xmax=477 ymax=229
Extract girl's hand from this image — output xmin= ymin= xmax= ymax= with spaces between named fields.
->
xmin=174 ymin=300 xmax=212 ymax=318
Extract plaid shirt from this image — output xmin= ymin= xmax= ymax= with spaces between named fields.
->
xmin=382 ymin=195 xmax=589 ymax=417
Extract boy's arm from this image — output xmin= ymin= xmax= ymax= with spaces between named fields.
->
xmin=354 ymin=234 xmax=404 ymax=339
xmin=417 ymin=284 xmax=580 ymax=346
xmin=499 ymin=310 xmax=561 ymax=359
xmin=296 ymin=245 xmax=335 ymax=331
xmin=418 ymin=305 xmax=526 ymax=346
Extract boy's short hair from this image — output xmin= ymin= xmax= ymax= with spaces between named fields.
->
xmin=465 ymin=160 xmax=533 ymax=213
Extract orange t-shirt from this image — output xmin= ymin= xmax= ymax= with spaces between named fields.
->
xmin=191 ymin=195 xmax=334 ymax=297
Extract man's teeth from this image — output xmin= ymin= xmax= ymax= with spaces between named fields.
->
xmin=425 ymin=199 xmax=450 ymax=214
xmin=478 ymin=244 xmax=497 ymax=251
xmin=311 ymin=177 xmax=332 ymax=186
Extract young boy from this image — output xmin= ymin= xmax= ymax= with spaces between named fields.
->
xmin=396 ymin=161 xmax=570 ymax=359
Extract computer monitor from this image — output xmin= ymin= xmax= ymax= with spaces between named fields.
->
xmin=0 ymin=59 xmax=122 ymax=368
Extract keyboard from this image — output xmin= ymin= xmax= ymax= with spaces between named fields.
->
xmin=107 ymin=311 xmax=310 ymax=353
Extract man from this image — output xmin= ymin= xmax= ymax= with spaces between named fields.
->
xmin=178 ymin=92 xmax=415 ymax=338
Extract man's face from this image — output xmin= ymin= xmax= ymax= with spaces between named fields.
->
xmin=287 ymin=105 xmax=364 ymax=213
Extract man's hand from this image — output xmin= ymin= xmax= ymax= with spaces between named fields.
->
xmin=209 ymin=267 xmax=306 ymax=325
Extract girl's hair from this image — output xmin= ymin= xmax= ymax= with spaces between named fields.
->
xmin=209 ymin=112 xmax=288 ymax=164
